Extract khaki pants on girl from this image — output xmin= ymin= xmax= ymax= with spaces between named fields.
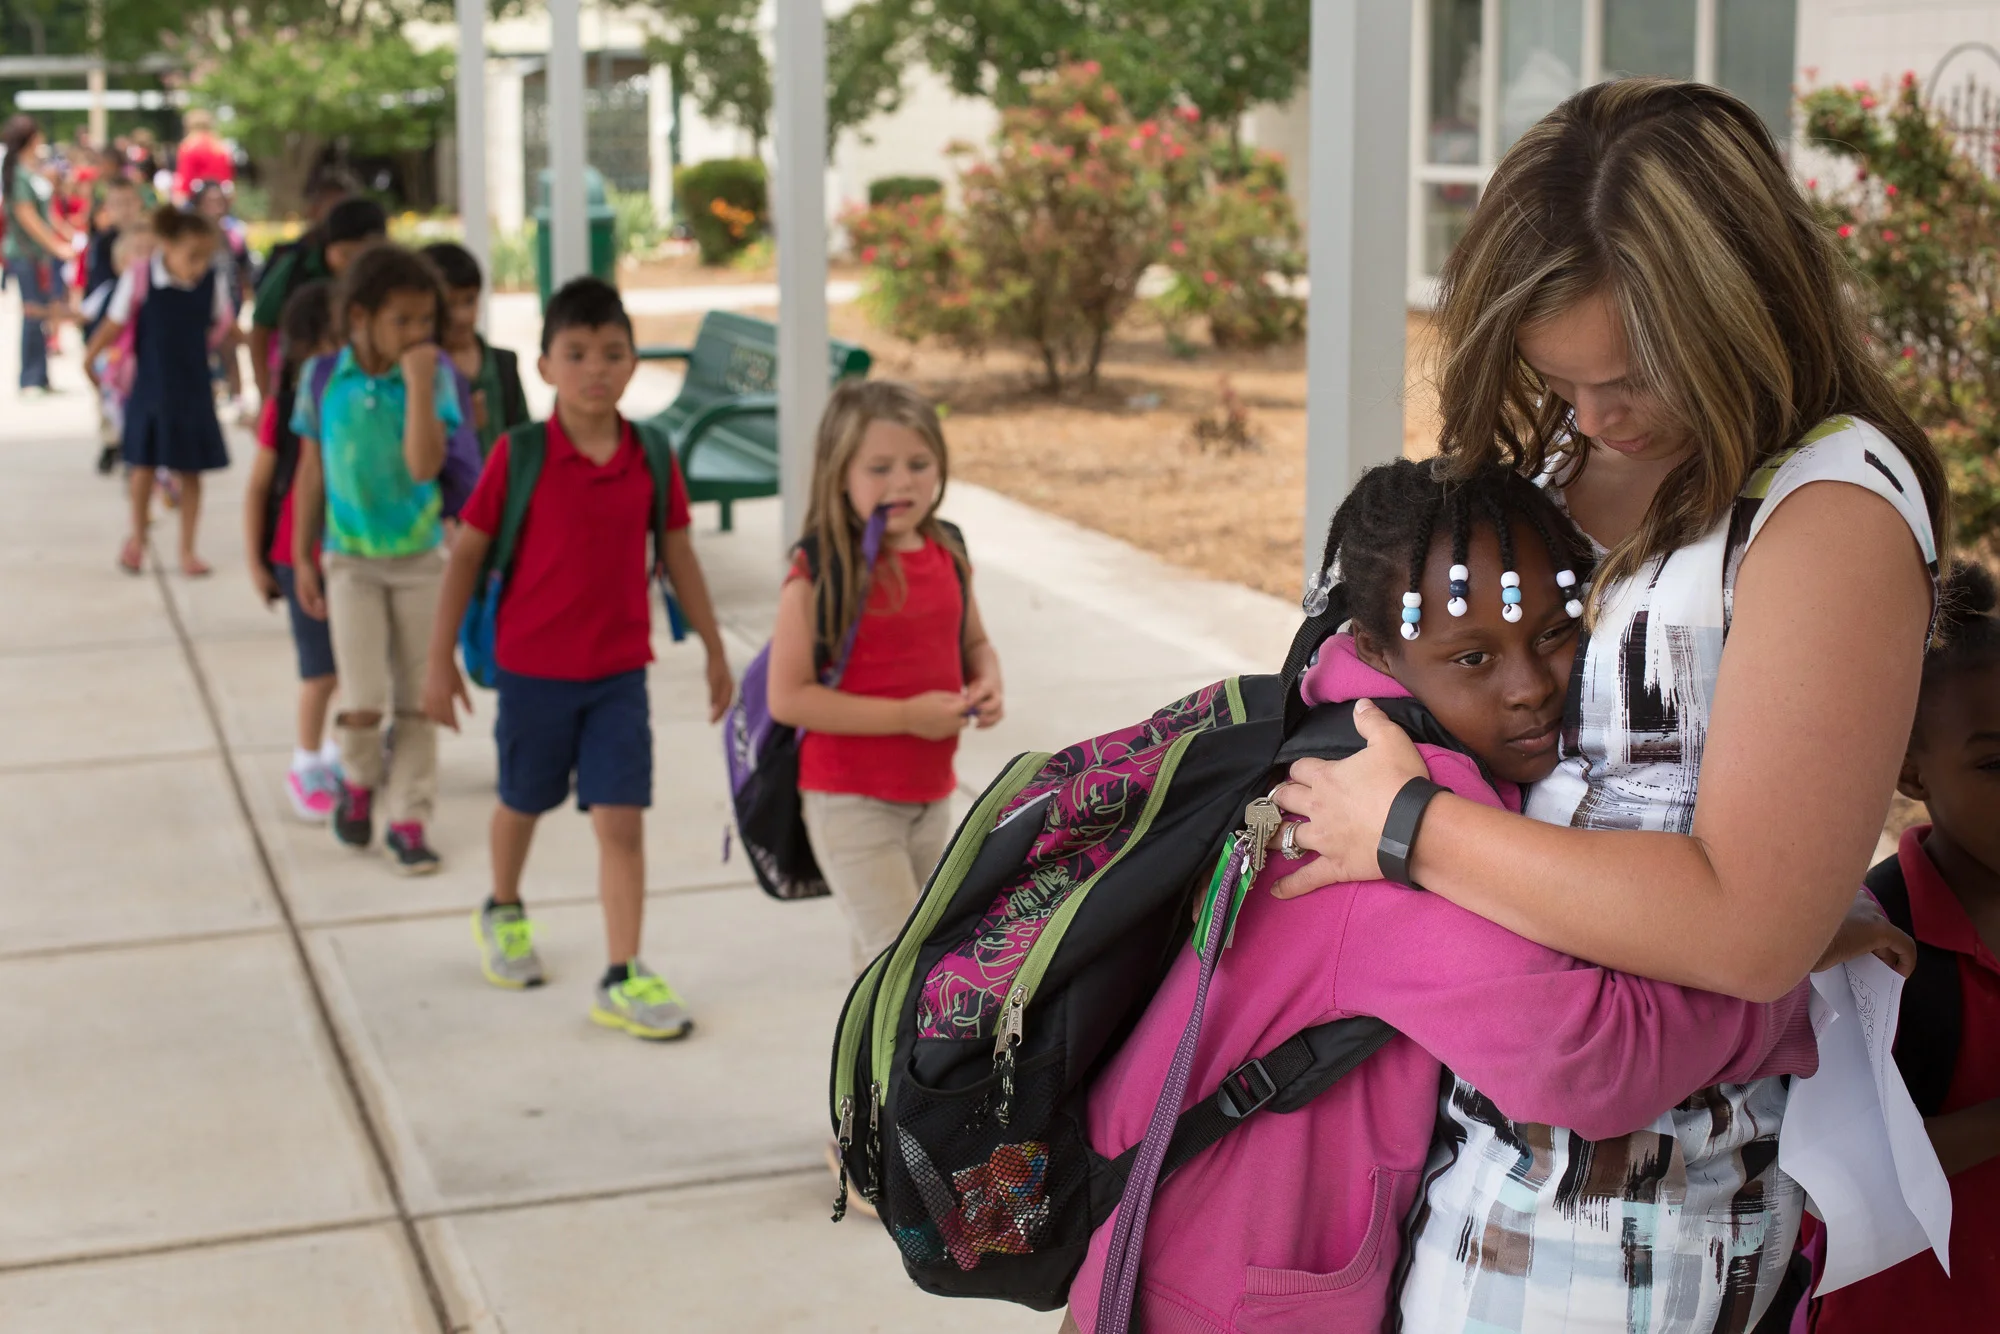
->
xmin=324 ymin=549 xmax=443 ymax=826
xmin=801 ymin=791 xmax=953 ymax=976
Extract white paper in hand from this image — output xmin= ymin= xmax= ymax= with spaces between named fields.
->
xmin=1777 ymin=955 xmax=1953 ymax=1294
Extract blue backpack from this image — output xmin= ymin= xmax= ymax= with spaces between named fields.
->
xmin=458 ymin=419 xmax=688 ymax=689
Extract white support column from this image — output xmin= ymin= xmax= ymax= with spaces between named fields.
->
xmin=490 ymin=61 xmax=527 ymax=236
xmin=1304 ymin=0 xmax=1413 ymax=593
xmin=547 ymin=0 xmax=590 ymax=285
xmin=1694 ymin=0 xmax=1719 ymax=84
xmin=455 ymin=0 xmax=490 ymax=328
xmin=773 ymin=0 xmax=829 ymax=550
xmin=648 ymin=62 xmax=674 ymax=224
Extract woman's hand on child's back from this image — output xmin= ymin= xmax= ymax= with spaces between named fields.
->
xmin=1271 ymin=699 xmax=1430 ymax=898
xmin=1811 ymin=886 xmax=1918 ymax=977
xmin=901 ymin=690 xmax=973 ymax=741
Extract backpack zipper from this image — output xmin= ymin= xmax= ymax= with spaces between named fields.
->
xmin=982 ymin=728 xmax=1204 ymax=1102
xmin=866 ymin=752 xmax=1053 ymax=1103
xmin=832 ymin=1094 xmax=855 ymax=1221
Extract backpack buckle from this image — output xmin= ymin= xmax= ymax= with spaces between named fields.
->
xmin=1216 ymin=1058 xmax=1277 ymax=1120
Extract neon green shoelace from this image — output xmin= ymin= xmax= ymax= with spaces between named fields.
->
xmin=493 ymin=916 xmax=535 ymax=960
xmin=619 ymin=973 xmax=680 ymax=1007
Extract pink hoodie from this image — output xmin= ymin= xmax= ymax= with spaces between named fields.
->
xmin=1068 ymin=637 xmax=1819 ymax=1334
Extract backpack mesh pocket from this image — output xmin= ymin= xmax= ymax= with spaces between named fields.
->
xmin=886 ymin=1047 xmax=1092 ymax=1276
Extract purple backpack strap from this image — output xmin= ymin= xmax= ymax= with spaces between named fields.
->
xmin=823 ymin=506 xmax=890 ymax=689
xmin=307 ymin=352 xmax=338 ymax=422
xmin=1094 ymin=836 xmax=1254 ymax=1333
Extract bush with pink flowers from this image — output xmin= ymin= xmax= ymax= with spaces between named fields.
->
xmin=844 ymin=63 xmax=1303 ymax=393
xmin=1803 ymin=75 xmax=2000 ymax=553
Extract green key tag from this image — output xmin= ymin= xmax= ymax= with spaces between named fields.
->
xmin=1190 ymin=843 xmax=1255 ymax=955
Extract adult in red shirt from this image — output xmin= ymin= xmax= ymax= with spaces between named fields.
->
xmin=424 ymin=277 xmax=733 ymax=1043
xmin=1812 ymin=564 xmax=2000 ymax=1333
xmin=172 ymin=110 xmax=234 ymax=204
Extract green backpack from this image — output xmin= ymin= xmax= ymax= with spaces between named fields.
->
xmin=457 ymin=419 xmax=688 ymax=688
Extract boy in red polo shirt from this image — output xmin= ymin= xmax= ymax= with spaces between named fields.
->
xmin=423 ymin=278 xmax=733 ymax=1042
xmin=1811 ymin=563 xmax=2000 ymax=1332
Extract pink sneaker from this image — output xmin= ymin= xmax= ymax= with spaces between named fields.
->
xmin=285 ymin=765 xmax=339 ymax=822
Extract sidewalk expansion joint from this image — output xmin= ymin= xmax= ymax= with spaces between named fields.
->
xmin=410 ymin=1161 xmax=826 ymax=1225
xmin=0 ymin=1214 xmax=397 ymax=1278
xmin=0 ymin=745 xmax=218 ymax=778
xmin=150 ymin=546 xmax=457 ymax=1334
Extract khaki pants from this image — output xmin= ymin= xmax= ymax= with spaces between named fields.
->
xmin=324 ymin=549 xmax=443 ymax=826
xmin=802 ymin=791 xmax=953 ymax=976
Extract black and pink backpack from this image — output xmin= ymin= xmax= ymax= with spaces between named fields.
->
xmin=828 ymin=588 xmax=1481 ymax=1326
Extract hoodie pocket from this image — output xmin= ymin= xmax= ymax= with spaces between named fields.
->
xmin=1231 ymin=1167 xmax=1414 ymax=1333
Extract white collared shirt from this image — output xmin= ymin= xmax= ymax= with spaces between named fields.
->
xmin=105 ymin=252 xmax=233 ymax=328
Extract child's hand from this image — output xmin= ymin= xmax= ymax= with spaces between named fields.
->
xmin=250 ymin=564 xmax=282 ymax=606
xmin=399 ymin=342 xmax=439 ymax=386
xmin=966 ymin=673 xmax=1005 ymax=729
xmin=294 ymin=563 xmax=327 ymax=620
xmin=901 ymin=691 xmax=973 ymax=741
xmin=705 ymin=652 xmax=735 ymax=724
xmin=424 ymin=660 xmax=472 ymax=732
xmin=1812 ymin=887 xmax=1918 ymax=977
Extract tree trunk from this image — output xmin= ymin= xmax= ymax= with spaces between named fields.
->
xmin=256 ymin=132 xmax=326 ymax=219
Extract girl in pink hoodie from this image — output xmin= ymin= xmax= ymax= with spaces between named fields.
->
xmin=1067 ymin=460 xmax=1830 ymax=1334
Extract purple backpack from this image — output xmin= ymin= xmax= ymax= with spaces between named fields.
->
xmin=724 ymin=508 xmax=890 ymax=901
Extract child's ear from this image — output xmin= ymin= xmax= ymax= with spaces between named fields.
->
xmin=536 ymin=353 xmax=553 ymax=386
xmin=1351 ymin=626 xmax=1395 ymax=676
xmin=1896 ymin=751 xmax=1929 ymax=804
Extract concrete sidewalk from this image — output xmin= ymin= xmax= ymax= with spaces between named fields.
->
xmin=0 ymin=298 xmax=1297 ymax=1331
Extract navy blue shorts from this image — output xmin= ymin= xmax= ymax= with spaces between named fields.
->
xmin=274 ymin=563 xmax=337 ymax=681
xmin=495 ymin=668 xmax=653 ymax=814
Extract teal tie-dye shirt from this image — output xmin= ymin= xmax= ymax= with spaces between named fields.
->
xmin=290 ymin=348 xmax=461 ymax=558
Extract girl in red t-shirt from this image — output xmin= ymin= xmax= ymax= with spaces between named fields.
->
xmin=767 ymin=380 xmax=1006 ymax=978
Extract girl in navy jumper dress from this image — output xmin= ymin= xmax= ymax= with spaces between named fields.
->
xmin=84 ymin=206 xmax=237 ymax=577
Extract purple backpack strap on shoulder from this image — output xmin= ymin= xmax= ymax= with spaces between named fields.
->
xmin=307 ymin=352 xmax=338 ymax=422
xmin=1094 ymin=835 xmax=1254 ymax=1334
xmin=824 ymin=507 xmax=891 ymax=689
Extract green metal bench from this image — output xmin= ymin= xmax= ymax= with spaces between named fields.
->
xmin=637 ymin=310 xmax=872 ymax=531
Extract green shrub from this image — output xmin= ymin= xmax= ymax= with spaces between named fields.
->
xmin=675 ymin=157 xmax=768 ymax=265
xmin=1154 ymin=148 xmax=1304 ymax=350
xmin=488 ymin=226 xmax=536 ymax=292
xmin=868 ymin=175 xmax=943 ymax=207
xmin=1803 ymin=75 xmax=2000 ymax=555
xmin=608 ymin=185 xmax=666 ymax=260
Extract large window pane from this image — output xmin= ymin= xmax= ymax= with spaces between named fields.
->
xmin=1718 ymin=0 xmax=1798 ymax=141
xmin=1421 ymin=180 xmax=1482 ymax=276
xmin=1500 ymin=0 xmax=1584 ymax=152
xmin=1427 ymin=0 xmax=1484 ymax=166
xmin=1604 ymin=0 xmax=1696 ymax=79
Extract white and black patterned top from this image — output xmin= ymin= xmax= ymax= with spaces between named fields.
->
xmin=1397 ymin=417 xmax=1939 ymax=1333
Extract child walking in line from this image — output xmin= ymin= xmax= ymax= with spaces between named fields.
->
xmin=243 ymin=280 xmax=343 ymax=822
xmin=248 ymin=196 xmax=385 ymax=407
xmin=420 ymin=241 xmax=530 ymax=457
xmin=767 ymin=380 xmax=1006 ymax=977
xmin=424 ymin=278 xmax=733 ymax=1040
xmin=290 ymin=244 xmax=460 ymax=875
xmin=84 ymin=205 xmax=237 ymax=577
xmin=1811 ymin=561 xmax=2000 ymax=1332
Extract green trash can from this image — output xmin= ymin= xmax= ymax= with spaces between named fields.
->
xmin=533 ymin=167 xmax=617 ymax=309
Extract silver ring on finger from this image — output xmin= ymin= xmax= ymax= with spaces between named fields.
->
xmin=1279 ymin=819 xmax=1305 ymax=861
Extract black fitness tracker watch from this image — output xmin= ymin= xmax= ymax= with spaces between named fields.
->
xmin=1377 ymin=777 xmax=1444 ymax=888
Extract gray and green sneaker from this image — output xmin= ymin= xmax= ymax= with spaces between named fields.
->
xmin=590 ymin=961 xmax=693 ymax=1041
xmin=473 ymin=902 xmax=545 ymax=989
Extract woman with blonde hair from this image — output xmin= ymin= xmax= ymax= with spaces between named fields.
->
xmin=1271 ymin=79 xmax=1944 ymax=1330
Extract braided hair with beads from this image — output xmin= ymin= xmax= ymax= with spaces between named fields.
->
xmin=1301 ymin=458 xmax=1595 ymax=648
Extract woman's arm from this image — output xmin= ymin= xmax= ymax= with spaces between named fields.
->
xmin=11 ymin=200 xmax=69 ymax=256
xmin=1334 ymin=871 xmax=1815 ymax=1141
xmin=765 ymin=575 xmax=968 ymax=738
xmin=1274 ymin=483 xmax=1931 ymax=1002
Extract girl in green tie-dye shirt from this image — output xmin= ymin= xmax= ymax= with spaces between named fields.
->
xmin=290 ymin=244 xmax=461 ymax=877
